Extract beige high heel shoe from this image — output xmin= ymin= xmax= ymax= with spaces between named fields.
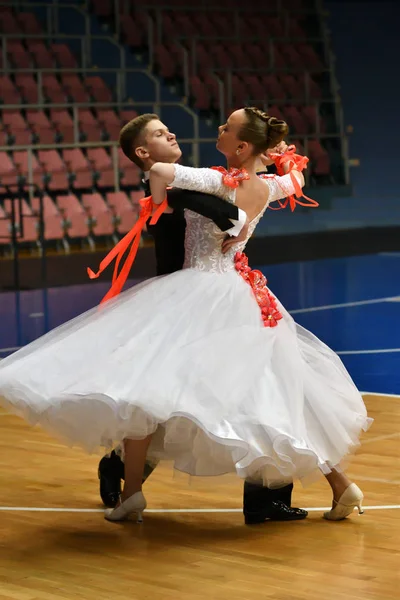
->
xmin=104 ymin=491 xmax=147 ymax=523
xmin=323 ymin=483 xmax=364 ymax=521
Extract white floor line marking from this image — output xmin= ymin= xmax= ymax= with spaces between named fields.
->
xmin=6 ymin=347 xmax=400 ymax=357
xmin=338 ymin=348 xmax=400 ymax=355
xmin=2 ymin=296 xmax=400 ymax=357
xmin=361 ymin=432 xmax=400 ymax=445
xmin=290 ymin=296 xmax=400 ymax=315
xmin=0 ymin=505 xmax=399 ymax=514
xmin=350 ymin=475 xmax=400 ymax=485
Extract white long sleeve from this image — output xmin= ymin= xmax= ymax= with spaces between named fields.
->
xmin=171 ymin=164 xmax=234 ymax=201
xmin=260 ymin=173 xmax=300 ymax=204
xmin=171 ymin=164 xmax=245 ymax=235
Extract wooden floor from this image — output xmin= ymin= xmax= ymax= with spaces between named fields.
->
xmin=0 ymin=394 xmax=399 ymax=600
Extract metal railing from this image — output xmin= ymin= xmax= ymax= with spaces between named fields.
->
xmin=0 ymin=17 xmax=329 ymax=120
xmin=0 ymin=1 xmax=90 ymax=34
xmin=0 ymin=93 xmax=340 ymax=148
xmin=177 ymin=37 xmax=326 ymax=99
xmin=0 ymin=97 xmax=202 ymax=166
xmin=216 ymin=69 xmax=334 ymax=126
xmin=0 ymin=0 xmax=348 ymax=184
xmin=1 ymin=48 xmax=330 ymax=117
xmin=0 ymin=65 xmax=161 ymax=110
xmin=0 ymin=58 xmax=340 ymax=154
xmin=0 ymin=183 xmax=48 ymax=289
xmin=128 ymin=2 xmax=306 ymax=12
xmin=5 ymin=0 xmax=315 ymax=12
xmin=0 ymin=34 xmax=126 ymax=73
xmin=0 ymin=183 xmax=49 ymax=342
xmin=0 ymin=2 xmax=152 ymax=64
xmin=146 ymin=6 xmax=320 ymax=44
xmin=0 ymin=125 xmax=349 ymax=197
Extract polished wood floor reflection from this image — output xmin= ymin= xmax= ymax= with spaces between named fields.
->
xmin=0 ymin=394 xmax=399 ymax=600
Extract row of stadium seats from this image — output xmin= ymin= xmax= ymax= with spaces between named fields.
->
xmin=0 ymin=190 xmax=143 ymax=247
xmin=0 ymin=73 xmax=112 ymax=105
xmin=0 ymin=41 xmax=78 ymax=70
xmin=155 ymin=41 xmax=323 ymax=75
xmin=0 ymin=103 xmax=325 ymax=148
xmin=0 ymin=108 xmax=137 ymax=145
xmin=0 ymin=147 xmax=141 ymax=191
xmin=93 ymin=0 xmax=310 ymax=21
xmin=0 ymin=6 xmax=328 ymax=137
xmin=0 ymin=135 xmax=330 ymax=196
xmin=0 ymin=2 xmax=335 ymax=189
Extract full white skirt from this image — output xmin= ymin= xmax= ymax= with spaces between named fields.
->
xmin=0 ymin=269 xmax=372 ymax=487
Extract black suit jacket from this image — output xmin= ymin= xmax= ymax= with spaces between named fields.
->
xmin=143 ymin=179 xmax=241 ymax=276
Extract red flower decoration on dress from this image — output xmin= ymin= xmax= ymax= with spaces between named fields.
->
xmin=211 ymin=166 xmax=250 ymax=188
xmin=234 ymin=252 xmax=283 ymax=328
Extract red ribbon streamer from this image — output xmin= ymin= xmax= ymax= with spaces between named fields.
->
xmin=87 ymin=195 xmax=168 ymax=304
xmin=263 ymin=145 xmax=319 ymax=212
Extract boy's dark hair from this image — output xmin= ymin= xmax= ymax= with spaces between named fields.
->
xmin=119 ymin=113 xmax=159 ymax=169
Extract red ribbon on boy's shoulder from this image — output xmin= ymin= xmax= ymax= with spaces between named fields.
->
xmin=87 ymin=194 xmax=168 ymax=305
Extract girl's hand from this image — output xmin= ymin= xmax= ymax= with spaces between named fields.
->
xmin=259 ymin=141 xmax=289 ymax=166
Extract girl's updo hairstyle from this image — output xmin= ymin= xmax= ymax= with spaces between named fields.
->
xmin=240 ymin=107 xmax=289 ymax=153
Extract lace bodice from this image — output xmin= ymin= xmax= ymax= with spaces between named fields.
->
xmin=171 ymin=164 xmax=296 ymax=274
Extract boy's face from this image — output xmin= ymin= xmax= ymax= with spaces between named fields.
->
xmin=136 ymin=119 xmax=182 ymax=166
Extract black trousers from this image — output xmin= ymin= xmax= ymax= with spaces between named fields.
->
xmin=243 ymin=482 xmax=293 ymax=512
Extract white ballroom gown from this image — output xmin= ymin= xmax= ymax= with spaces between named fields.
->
xmin=0 ymin=164 xmax=372 ymax=488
